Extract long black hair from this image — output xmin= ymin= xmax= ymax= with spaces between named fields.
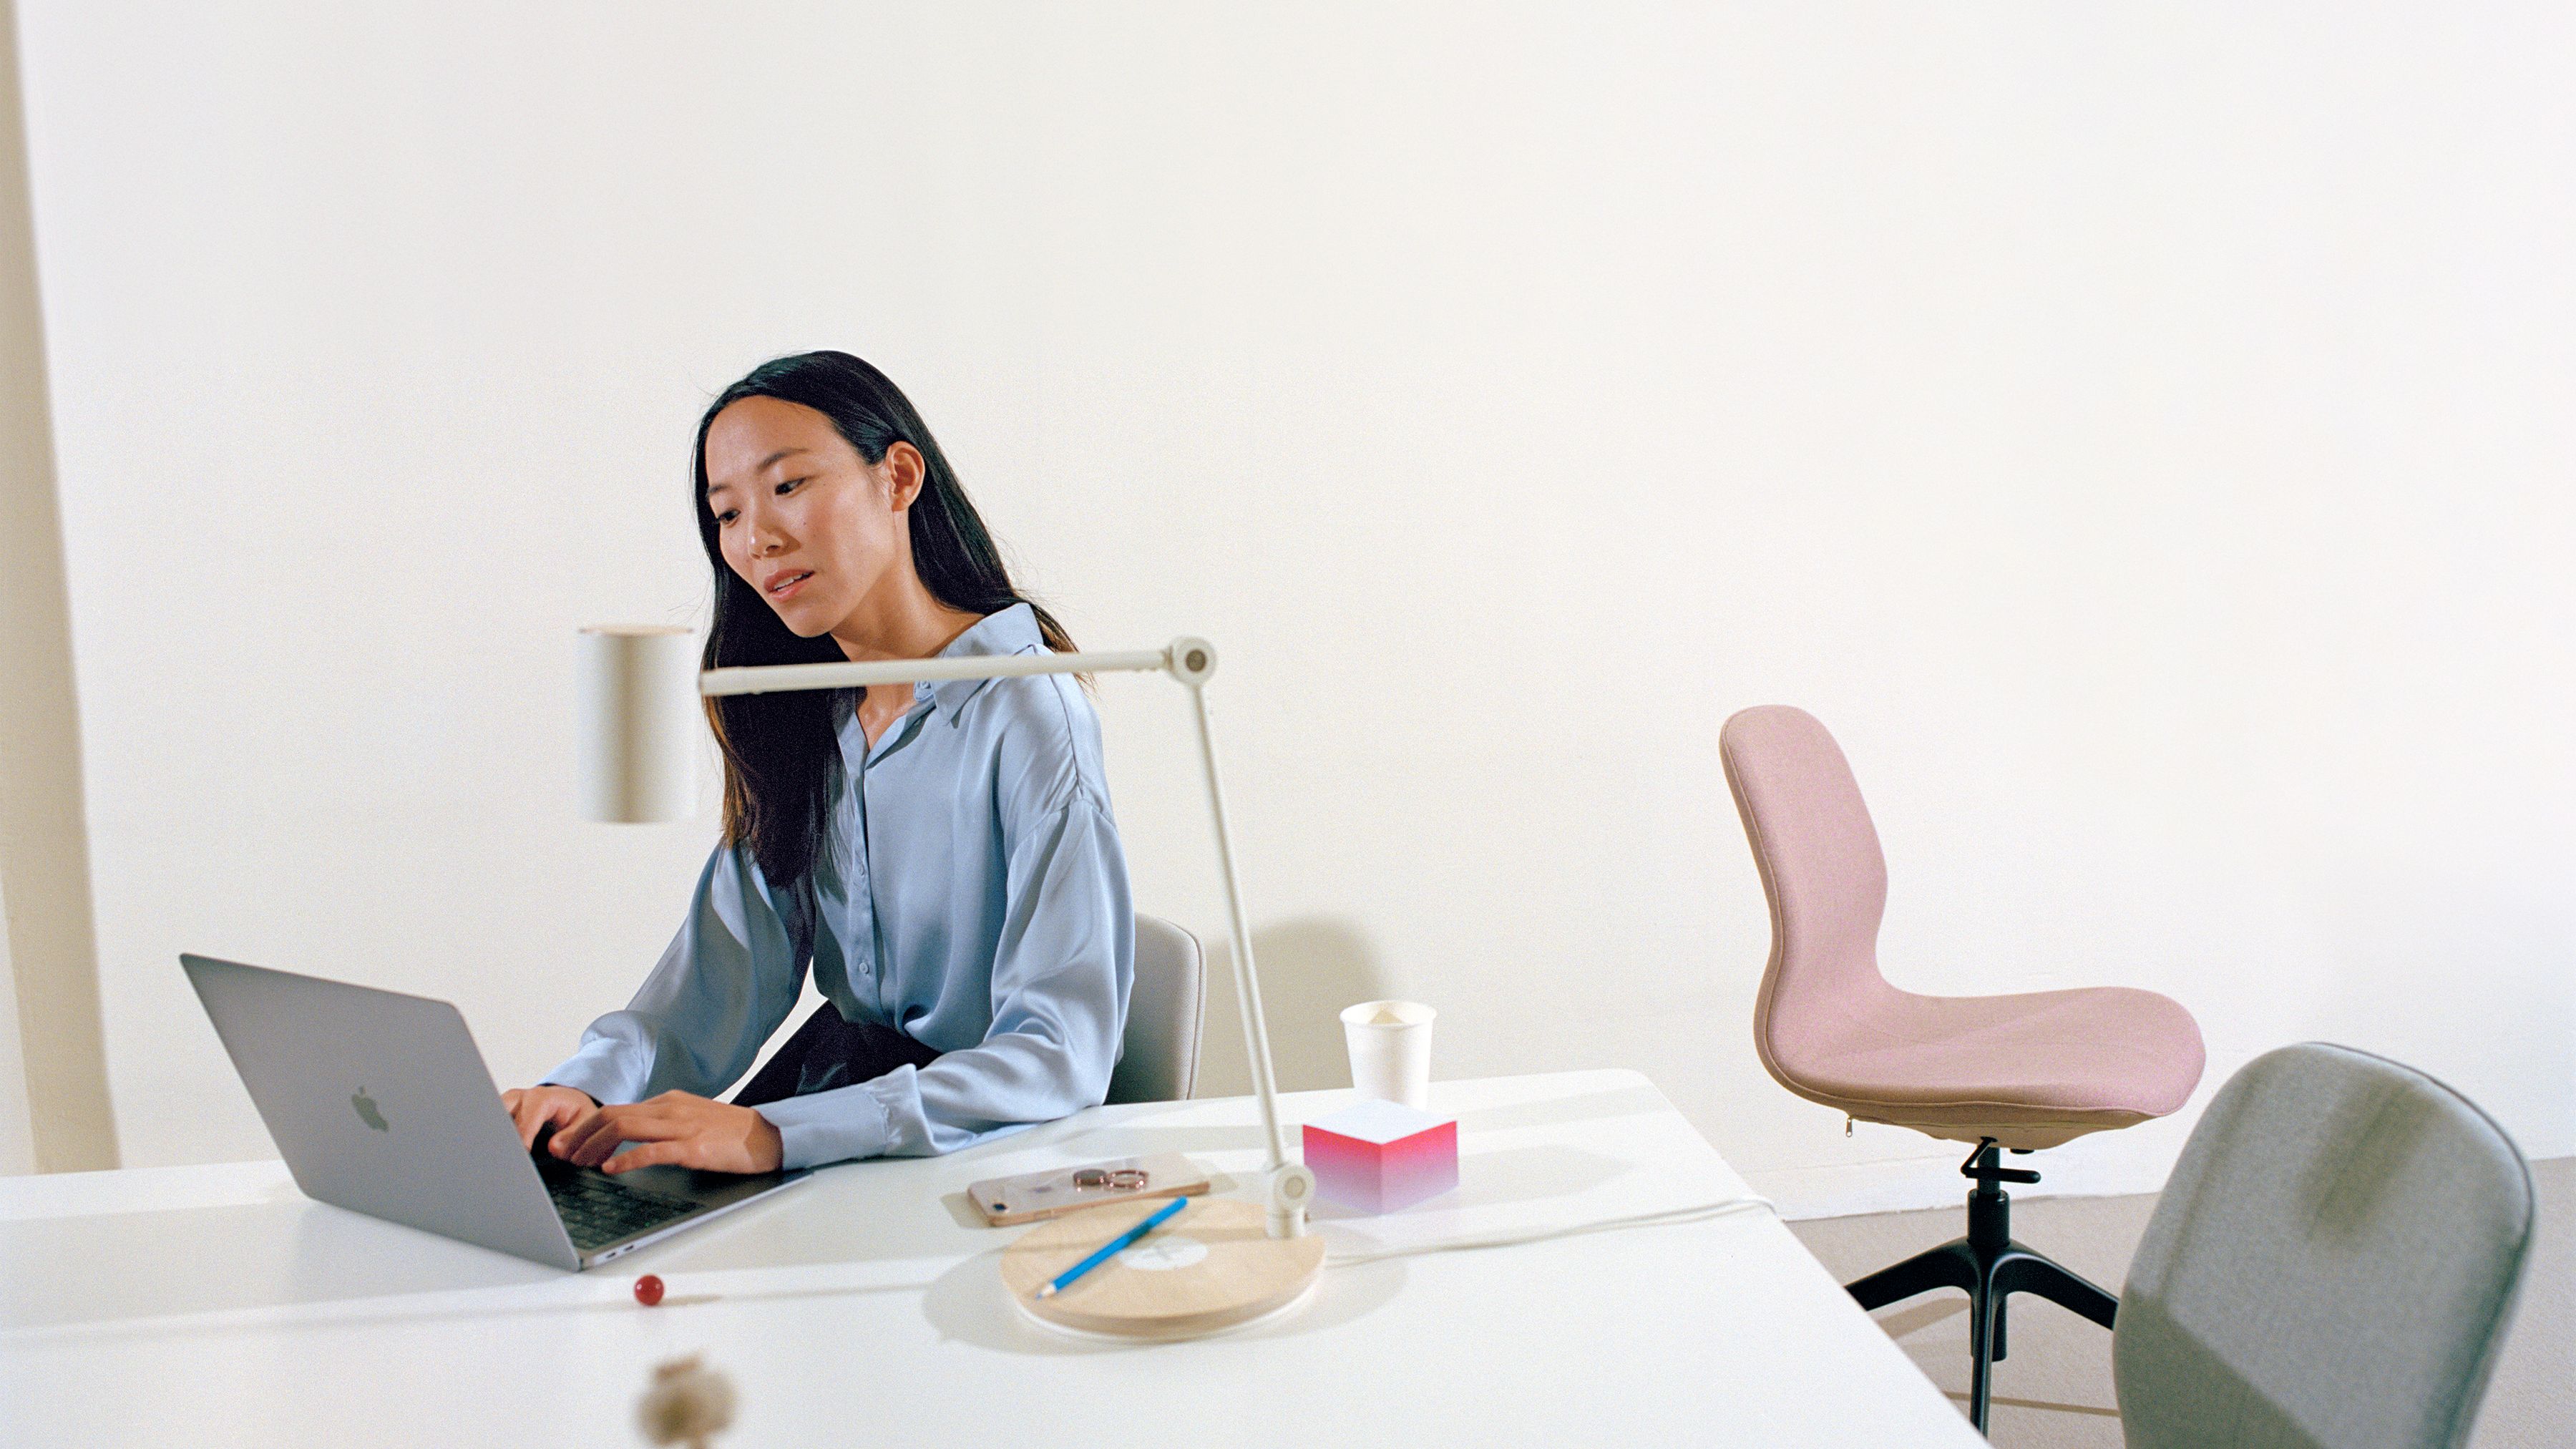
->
xmin=693 ymin=351 xmax=1073 ymax=888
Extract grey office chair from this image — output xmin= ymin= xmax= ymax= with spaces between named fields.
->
xmin=1104 ymin=914 xmax=1206 ymax=1105
xmin=2117 ymin=1043 xmax=2535 ymax=1449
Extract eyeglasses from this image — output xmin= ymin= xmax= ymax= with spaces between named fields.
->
xmin=1071 ymin=1167 xmax=1149 ymax=1191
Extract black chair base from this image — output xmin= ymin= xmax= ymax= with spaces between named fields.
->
xmin=1843 ymin=1140 xmax=2119 ymax=1433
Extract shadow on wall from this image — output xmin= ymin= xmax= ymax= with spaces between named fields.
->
xmin=1192 ymin=916 xmax=1390 ymax=1098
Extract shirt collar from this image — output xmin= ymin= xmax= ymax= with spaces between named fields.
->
xmin=924 ymin=602 xmax=1044 ymax=721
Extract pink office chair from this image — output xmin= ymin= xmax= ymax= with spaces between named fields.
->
xmin=1719 ymin=705 xmax=2205 ymax=1433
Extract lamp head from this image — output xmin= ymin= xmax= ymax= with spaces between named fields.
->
xmin=577 ymin=626 xmax=701 ymax=823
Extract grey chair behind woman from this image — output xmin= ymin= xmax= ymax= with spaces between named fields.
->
xmin=2117 ymin=1042 xmax=2535 ymax=1449
xmin=1105 ymin=914 xmax=1206 ymax=1106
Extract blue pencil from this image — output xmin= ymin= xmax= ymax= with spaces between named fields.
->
xmin=1035 ymin=1196 xmax=1189 ymax=1299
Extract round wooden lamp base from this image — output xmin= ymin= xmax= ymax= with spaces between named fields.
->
xmin=1000 ymin=1196 xmax=1325 ymax=1341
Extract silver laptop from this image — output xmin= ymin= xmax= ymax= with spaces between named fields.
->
xmin=181 ymin=953 xmax=811 ymax=1270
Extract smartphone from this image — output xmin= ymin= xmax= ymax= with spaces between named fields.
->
xmin=966 ymin=1153 xmax=1211 ymax=1226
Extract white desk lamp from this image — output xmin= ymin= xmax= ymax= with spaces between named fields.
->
xmin=577 ymin=626 xmax=1323 ymax=1335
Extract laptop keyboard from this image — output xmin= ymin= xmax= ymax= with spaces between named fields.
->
xmin=548 ymin=1172 xmax=701 ymax=1252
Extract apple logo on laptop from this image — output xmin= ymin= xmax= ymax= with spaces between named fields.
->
xmin=351 ymin=1088 xmax=389 ymax=1132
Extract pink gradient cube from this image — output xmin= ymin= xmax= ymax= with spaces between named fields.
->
xmin=1302 ymin=1099 xmax=1459 ymax=1214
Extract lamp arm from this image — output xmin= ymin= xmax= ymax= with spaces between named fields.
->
xmin=1179 ymin=679 xmax=1315 ymax=1237
xmin=701 ymin=648 xmax=1169 ymax=696
xmin=690 ymin=636 xmax=1315 ymax=1239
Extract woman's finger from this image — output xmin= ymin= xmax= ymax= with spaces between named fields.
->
xmin=527 ymin=1094 xmax=581 ymax=1149
xmin=564 ymin=1106 xmax=689 ymax=1167
xmin=600 ymin=1141 xmax=693 ymax=1174
xmin=551 ymin=1106 xmax=623 ymax=1163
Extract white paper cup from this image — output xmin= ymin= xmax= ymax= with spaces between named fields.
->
xmin=1340 ymin=1000 xmax=1435 ymax=1111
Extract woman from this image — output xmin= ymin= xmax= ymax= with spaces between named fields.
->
xmin=503 ymin=351 xmax=1133 ymax=1174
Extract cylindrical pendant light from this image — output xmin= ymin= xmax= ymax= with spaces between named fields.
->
xmin=575 ymin=625 xmax=699 ymax=823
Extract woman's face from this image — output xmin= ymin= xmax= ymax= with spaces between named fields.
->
xmin=702 ymin=396 xmax=923 ymax=640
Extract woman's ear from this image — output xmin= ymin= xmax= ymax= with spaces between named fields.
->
xmin=882 ymin=441 xmax=928 ymax=512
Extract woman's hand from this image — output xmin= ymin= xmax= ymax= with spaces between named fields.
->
xmin=545 ymin=1091 xmax=786 ymax=1176
xmin=502 ymin=1084 xmax=597 ymax=1151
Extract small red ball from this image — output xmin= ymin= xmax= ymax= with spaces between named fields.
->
xmin=633 ymin=1274 xmax=665 ymax=1307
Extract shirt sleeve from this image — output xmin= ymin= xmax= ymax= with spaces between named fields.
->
xmin=542 ymin=841 xmax=811 ymax=1107
xmin=751 ymin=797 xmax=1134 ymax=1167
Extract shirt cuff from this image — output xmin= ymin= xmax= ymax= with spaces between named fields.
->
xmin=751 ymin=1078 xmax=898 ymax=1170
xmin=540 ymin=1040 xmax=643 ymax=1107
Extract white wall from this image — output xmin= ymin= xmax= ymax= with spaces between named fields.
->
xmin=17 ymin=4 xmax=2572 ymax=1213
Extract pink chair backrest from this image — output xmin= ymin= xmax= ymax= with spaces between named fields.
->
xmin=1718 ymin=706 xmax=1898 ymax=1088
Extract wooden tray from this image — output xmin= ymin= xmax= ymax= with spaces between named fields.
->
xmin=1000 ymin=1196 xmax=1324 ymax=1340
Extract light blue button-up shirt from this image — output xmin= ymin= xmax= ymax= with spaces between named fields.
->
xmin=545 ymin=604 xmax=1135 ymax=1169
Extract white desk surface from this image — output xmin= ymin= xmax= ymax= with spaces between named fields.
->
xmin=1 ymin=1070 xmax=1981 ymax=1448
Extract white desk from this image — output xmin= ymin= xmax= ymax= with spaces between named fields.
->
xmin=1 ymin=1070 xmax=1980 ymax=1447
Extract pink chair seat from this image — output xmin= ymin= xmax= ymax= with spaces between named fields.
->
xmin=1765 ymin=981 xmax=2204 ymax=1150
xmin=1722 ymin=705 xmax=2205 ymax=1151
